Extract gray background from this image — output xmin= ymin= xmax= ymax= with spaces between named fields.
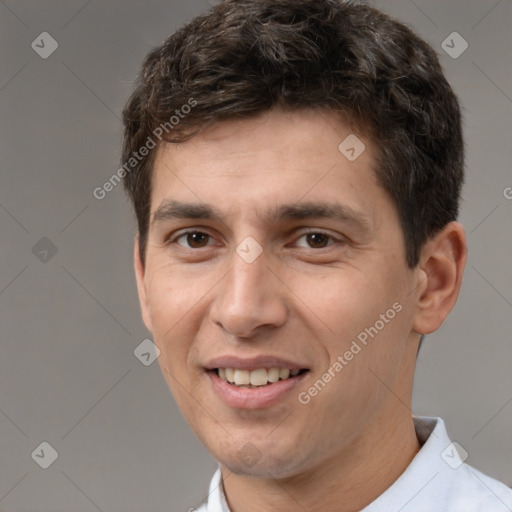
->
xmin=1 ymin=0 xmax=511 ymax=510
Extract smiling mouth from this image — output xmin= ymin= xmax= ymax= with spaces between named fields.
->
xmin=212 ymin=367 xmax=309 ymax=388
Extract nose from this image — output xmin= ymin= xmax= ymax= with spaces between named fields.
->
xmin=210 ymin=248 xmax=288 ymax=340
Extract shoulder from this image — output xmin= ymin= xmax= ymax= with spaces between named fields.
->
xmin=443 ymin=462 xmax=512 ymax=511
xmin=413 ymin=416 xmax=512 ymax=511
xmin=366 ymin=417 xmax=512 ymax=512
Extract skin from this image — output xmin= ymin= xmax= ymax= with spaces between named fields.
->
xmin=134 ymin=108 xmax=467 ymax=511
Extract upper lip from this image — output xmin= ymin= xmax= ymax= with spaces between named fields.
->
xmin=204 ymin=355 xmax=309 ymax=372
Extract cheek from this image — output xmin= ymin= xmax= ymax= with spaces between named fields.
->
xmin=300 ymin=269 xmax=408 ymax=398
xmin=294 ymin=270 xmax=392 ymax=343
xmin=327 ymin=303 xmax=409 ymax=419
xmin=145 ymin=269 xmax=198 ymax=368
xmin=146 ymin=262 xmax=203 ymax=327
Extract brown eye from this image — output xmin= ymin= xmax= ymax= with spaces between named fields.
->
xmin=295 ymin=232 xmax=336 ymax=249
xmin=175 ymin=231 xmax=212 ymax=249
xmin=305 ymin=233 xmax=331 ymax=248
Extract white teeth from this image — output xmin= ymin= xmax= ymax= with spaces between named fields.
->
xmin=225 ymin=368 xmax=235 ymax=383
xmin=234 ymin=369 xmax=250 ymax=386
xmin=267 ymin=368 xmax=280 ymax=383
xmin=216 ymin=367 xmax=303 ymax=386
xmin=250 ymin=368 xmax=268 ymax=386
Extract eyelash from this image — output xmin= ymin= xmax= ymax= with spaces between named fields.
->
xmin=166 ymin=229 xmax=341 ymax=250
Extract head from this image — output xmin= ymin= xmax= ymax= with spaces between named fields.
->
xmin=122 ymin=0 xmax=466 ymax=478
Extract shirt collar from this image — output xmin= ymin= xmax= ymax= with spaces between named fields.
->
xmin=362 ymin=415 xmax=450 ymax=511
xmin=204 ymin=466 xmax=229 ymax=512
xmin=202 ymin=416 xmax=511 ymax=512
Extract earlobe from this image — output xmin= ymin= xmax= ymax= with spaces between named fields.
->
xmin=412 ymin=222 xmax=467 ymax=335
xmin=134 ymin=237 xmax=153 ymax=333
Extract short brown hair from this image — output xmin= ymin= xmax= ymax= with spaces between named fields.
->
xmin=121 ymin=0 xmax=464 ymax=268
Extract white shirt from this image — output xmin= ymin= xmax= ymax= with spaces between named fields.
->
xmin=193 ymin=416 xmax=512 ymax=511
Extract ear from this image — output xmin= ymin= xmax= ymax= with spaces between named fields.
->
xmin=412 ymin=221 xmax=467 ymax=335
xmin=134 ymin=237 xmax=153 ymax=333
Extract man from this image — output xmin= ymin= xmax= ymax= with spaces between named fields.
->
xmin=121 ymin=0 xmax=512 ymax=510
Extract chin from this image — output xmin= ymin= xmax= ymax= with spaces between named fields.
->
xmin=221 ymin=454 xmax=300 ymax=479
xmin=213 ymin=439 xmax=311 ymax=479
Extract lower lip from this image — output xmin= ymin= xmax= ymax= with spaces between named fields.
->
xmin=207 ymin=371 xmax=308 ymax=409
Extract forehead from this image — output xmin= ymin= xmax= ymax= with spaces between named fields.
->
xmin=156 ymin=109 xmax=370 ymax=170
xmin=148 ymin=109 xmax=386 ymax=227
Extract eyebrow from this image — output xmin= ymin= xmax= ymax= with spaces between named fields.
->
xmin=151 ymin=200 xmax=371 ymax=232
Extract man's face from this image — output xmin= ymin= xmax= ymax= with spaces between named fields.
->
xmin=135 ymin=109 xmax=421 ymax=478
